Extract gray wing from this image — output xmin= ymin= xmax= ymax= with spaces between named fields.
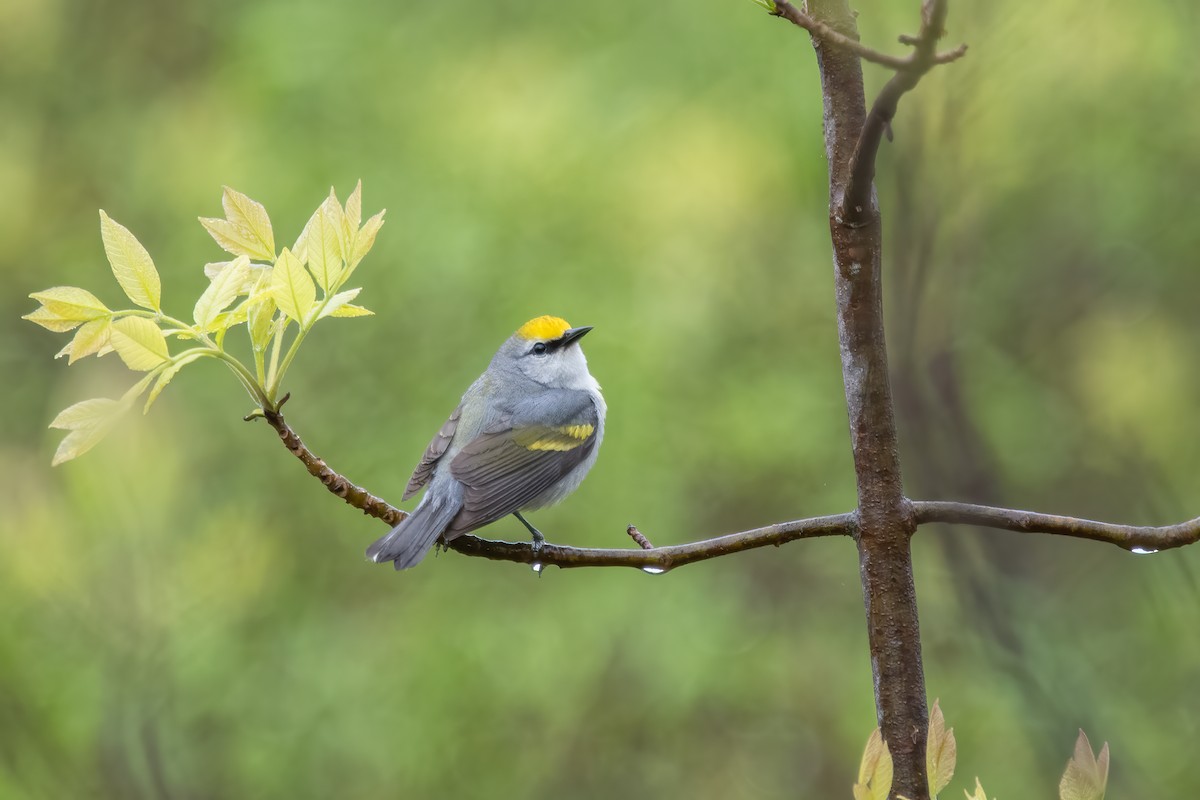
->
xmin=403 ymin=404 xmax=463 ymax=500
xmin=446 ymin=395 xmax=599 ymax=535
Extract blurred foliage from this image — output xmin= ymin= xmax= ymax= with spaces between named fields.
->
xmin=2 ymin=0 xmax=1199 ymax=797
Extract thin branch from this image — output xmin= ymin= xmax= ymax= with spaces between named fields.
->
xmin=259 ymin=399 xmax=408 ymax=527
xmin=256 ymin=401 xmax=856 ymax=570
xmin=446 ymin=515 xmax=857 ymax=571
xmin=913 ymin=500 xmax=1200 ymax=552
xmin=772 ymin=0 xmax=966 ymax=73
xmin=773 ymin=0 xmax=912 ymax=70
xmin=841 ymin=0 xmax=966 ymax=223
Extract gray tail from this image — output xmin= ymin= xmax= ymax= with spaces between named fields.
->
xmin=366 ymin=490 xmax=461 ymax=570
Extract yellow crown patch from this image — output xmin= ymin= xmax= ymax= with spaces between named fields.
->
xmin=516 ymin=315 xmax=571 ymax=341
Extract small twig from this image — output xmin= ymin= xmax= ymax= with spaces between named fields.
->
xmin=257 ymin=401 xmax=856 ymax=570
xmin=913 ymin=500 xmax=1200 ymax=552
xmin=627 ymin=525 xmax=654 ymax=550
xmin=773 ymin=0 xmax=912 ymax=70
xmin=840 ymin=0 xmax=965 ymax=223
xmin=773 ymin=0 xmax=965 ymax=73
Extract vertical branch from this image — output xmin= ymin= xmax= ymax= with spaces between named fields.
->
xmin=805 ymin=2 xmax=928 ymax=798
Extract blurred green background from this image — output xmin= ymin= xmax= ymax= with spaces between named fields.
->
xmin=3 ymin=0 xmax=1199 ymax=797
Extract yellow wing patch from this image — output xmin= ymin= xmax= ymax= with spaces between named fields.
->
xmin=516 ymin=315 xmax=571 ymax=341
xmin=517 ymin=423 xmax=595 ymax=451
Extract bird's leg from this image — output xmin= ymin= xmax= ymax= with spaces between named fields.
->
xmin=513 ymin=512 xmax=545 ymax=553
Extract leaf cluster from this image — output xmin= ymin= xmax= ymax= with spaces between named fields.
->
xmin=24 ymin=184 xmax=384 ymax=464
xmin=852 ymin=702 xmax=1108 ymax=800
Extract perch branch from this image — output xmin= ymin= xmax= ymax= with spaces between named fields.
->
xmin=256 ymin=402 xmax=856 ymax=570
xmin=260 ymin=398 xmax=407 ymax=526
xmin=913 ymin=501 xmax=1200 ymax=552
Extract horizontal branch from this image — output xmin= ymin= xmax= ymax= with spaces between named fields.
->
xmin=256 ymin=400 xmax=856 ymax=570
xmin=445 ymin=513 xmax=857 ymax=571
xmin=912 ymin=500 xmax=1200 ymax=552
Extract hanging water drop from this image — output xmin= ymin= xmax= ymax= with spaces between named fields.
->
xmin=1131 ymin=547 xmax=1158 ymax=555
xmin=642 ymin=566 xmax=666 ymax=575
xmin=531 ymin=562 xmax=544 ymax=574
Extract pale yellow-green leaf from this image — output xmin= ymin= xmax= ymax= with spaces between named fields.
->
xmin=348 ymin=209 xmax=385 ymax=275
xmin=121 ymin=370 xmax=158 ymax=404
xmin=345 ymin=180 xmax=362 ymax=230
xmin=110 ymin=316 xmax=170 ymax=371
xmin=292 ymin=190 xmax=344 ymax=264
xmin=927 ymin=699 xmax=957 ymax=797
xmin=48 ymin=396 xmax=124 ymax=465
xmin=52 ymin=423 xmax=115 ymax=466
xmin=194 ymin=255 xmax=252 ymax=329
xmin=270 ymin=247 xmax=316 ymax=323
xmin=307 ymin=207 xmax=344 ymax=291
xmin=220 ymin=186 xmax=275 ymax=261
xmin=23 ymin=306 xmax=84 ymax=333
xmin=964 ymin=778 xmax=991 ymax=800
xmin=56 ymin=317 xmax=112 ymax=364
xmin=330 ymin=303 xmax=372 ymax=318
xmin=1059 ymin=730 xmax=1108 ymax=800
xmin=853 ymin=729 xmax=893 ymax=800
xmin=199 ymin=217 xmax=269 ymax=262
xmin=100 ymin=210 xmax=161 ymax=310
xmin=318 ymin=288 xmax=365 ymax=319
xmin=29 ymin=286 xmax=110 ymax=321
xmin=144 ymin=352 xmax=209 ymax=413
xmin=204 ymin=261 xmax=230 ymax=281
xmin=247 ymin=281 xmax=277 ymax=352
xmin=50 ymin=397 xmax=122 ymax=430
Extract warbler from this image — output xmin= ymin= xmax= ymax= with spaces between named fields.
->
xmin=367 ymin=316 xmax=605 ymax=569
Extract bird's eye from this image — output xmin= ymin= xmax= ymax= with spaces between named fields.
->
xmin=532 ymin=342 xmax=548 ymax=356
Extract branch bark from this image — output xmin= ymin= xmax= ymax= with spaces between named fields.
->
xmin=802 ymin=0 xmax=958 ymax=796
xmin=912 ymin=501 xmax=1200 ymax=552
xmin=258 ymin=404 xmax=855 ymax=570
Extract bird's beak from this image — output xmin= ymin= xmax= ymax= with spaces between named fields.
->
xmin=558 ymin=325 xmax=593 ymax=347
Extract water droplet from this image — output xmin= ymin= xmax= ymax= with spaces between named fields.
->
xmin=642 ymin=566 xmax=666 ymax=575
xmin=531 ymin=562 xmax=544 ymax=574
xmin=1131 ymin=547 xmax=1158 ymax=555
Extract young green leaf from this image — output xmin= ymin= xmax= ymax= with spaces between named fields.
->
xmin=318 ymin=287 xmax=371 ymax=319
xmin=56 ymin=317 xmax=113 ymax=364
xmin=347 ymin=209 xmax=385 ymax=274
xmin=144 ymin=352 xmax=209 ymax=413
xmin=270 ymin=247 xmax=316 ymax=323
xmin=1059 ymin=730 xmax=1109 ymax=800
xmin=330 ymin=303 xmax=373 ymax=318
xmin=307 ymin=207 xmax=344 ymax=291
xmin=247 ymin=291 xmax=277 ymax=354
xmin=23 ymin=305 xmax=85 ymax=333
xmin=29 ymin=287 xmax=110 ymax=321
xmin=852 ymin=729 xmax=893 ymax=800
xmin=963 ymin=778 xmax=991 ymax=800
xmin=194 ymin=255 xmax=252 ymax=329
xmin=220 ymin=186 xmax=276 ymax=261
xmin=110 ymin=317 xmax=170 ymax=371
xmin=99 ymin=210 xmax=161 ymax=311
xmin=345 ymin=180 xmax=362 ymax=231
xmin=200 ymin=217 xmax=267 ymax=262
xmin=927 ymin=699 xmax=957 ymax=797
xmin=48 ymin=397 xmax=124 ymax=466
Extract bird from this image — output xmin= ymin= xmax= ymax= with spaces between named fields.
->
xmin=367 ymin=316 xmax=605 ymax=570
